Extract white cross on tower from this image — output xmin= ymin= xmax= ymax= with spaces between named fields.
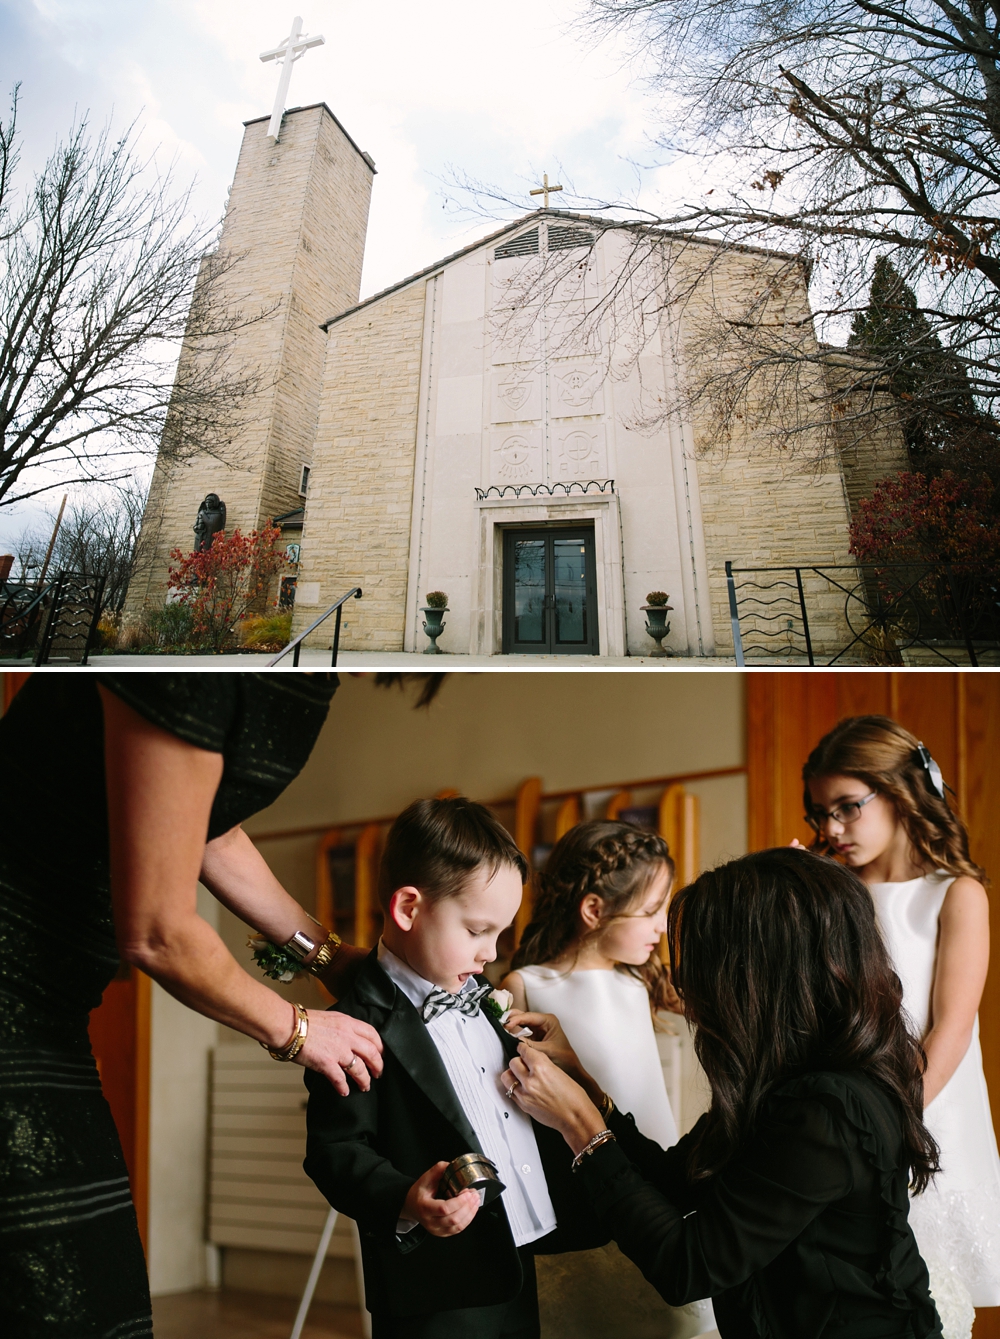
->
xmin=260 ymin=16 xmax=326 ymax=143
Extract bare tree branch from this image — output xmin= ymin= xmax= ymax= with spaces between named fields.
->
xmin=0 ymin=95 xmax=274 ymax=510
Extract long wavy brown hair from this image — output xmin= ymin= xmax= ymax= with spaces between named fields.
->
xmin=802 ymin=715 xmax=985 ymax=881
xmin=512 ymin=821 xmax=675 ymax=1013
xmin=668 ymin=848 xmax=939 ymax=1190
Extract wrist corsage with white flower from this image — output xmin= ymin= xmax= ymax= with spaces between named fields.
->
xmin=248 ymin=936 xmax=304 ymax=983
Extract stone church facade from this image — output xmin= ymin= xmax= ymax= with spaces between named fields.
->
xmin=127 ymin=103 xmax=905 ymax=657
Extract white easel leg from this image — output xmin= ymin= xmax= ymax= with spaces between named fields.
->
xmin=290 ymin=1206 xmax=338 ymax=1339
xmin=350 ymin=1218 xmax=372 ymax=1338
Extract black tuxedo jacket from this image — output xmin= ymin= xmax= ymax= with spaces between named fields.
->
xmin=303 ymin=951 xmax=608 ymax=1318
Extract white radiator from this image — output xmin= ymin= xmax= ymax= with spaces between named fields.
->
xmin=209 ymin=1042 xmax=354 ymax=1259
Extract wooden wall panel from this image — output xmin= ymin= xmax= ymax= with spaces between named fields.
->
xmin=88 ymin=970 xmax=151 ymax=1252
xmin=966 ymin=678 xmax=1000 ymax=1159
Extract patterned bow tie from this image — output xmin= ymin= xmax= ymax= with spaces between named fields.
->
xmin=421 ymin=983 xmax=492 ymax=1024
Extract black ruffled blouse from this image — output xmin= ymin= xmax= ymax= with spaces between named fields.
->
xmin=577 ymin=1070 xmax=941 ymax=1339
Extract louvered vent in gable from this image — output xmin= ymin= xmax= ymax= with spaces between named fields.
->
xmin=548 ymin=225 xmax=595 ymax=252
xmin=495 ymin=228 xmax=540 ymax=259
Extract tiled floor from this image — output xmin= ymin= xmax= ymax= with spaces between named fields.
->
xmin=151 ymin=1289 xmax=364 ymax=1339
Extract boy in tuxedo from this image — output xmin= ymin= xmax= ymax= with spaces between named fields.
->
xmin=303 ymin=796 xmax=606 ymax=1338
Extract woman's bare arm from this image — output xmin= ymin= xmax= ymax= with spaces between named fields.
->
xmin=100 ymin=688 xmax=382 ymax=1094
xmin=923 ymin=875 xmax=990 ymax=1106
xmin=199 ymin=824 xmax=370 ymax=999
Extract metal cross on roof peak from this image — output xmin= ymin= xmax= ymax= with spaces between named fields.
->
xmin=530 ymin=173 xmax=563 ymax=209
xmin=260 ymin=16 xmax=326 ymax=143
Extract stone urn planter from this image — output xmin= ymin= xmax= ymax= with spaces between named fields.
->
xmin=641 ymin=593 xmax=673 ymax=657
xmin=421 ymin=591 xmax=449 ymax=654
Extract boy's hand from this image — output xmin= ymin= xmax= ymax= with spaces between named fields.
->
xmin=402 ymin=1162 xmax=480 ymax=1237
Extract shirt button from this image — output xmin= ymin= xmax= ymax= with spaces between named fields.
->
xmin=481 ymin=1067 xmax=485 ymax=1074
xmin=521 ymin=1164 xmax=531 ymax=1174
xmin=504 ymin=1112 xmax=509 ymax=1119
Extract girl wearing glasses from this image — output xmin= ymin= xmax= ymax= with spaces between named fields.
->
xmin=801 ymin=715 xmax=998 ymax=1338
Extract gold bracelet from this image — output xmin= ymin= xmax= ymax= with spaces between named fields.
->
xmin=599 ymin=1090 xmax=614 ymax=1120
xmin=262 ymin=1002 xmax=309 ymax=1062
xmin=305 ymin=931 xmax=342 ymax=976
xmin=571 ymin=1129 xmax=616 ymax=1172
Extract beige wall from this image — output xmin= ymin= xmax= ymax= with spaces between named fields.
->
xmin=218 ymin=668 xmax=748 ymax=1020
xmin=292 ymin=281 xmax=427 ymax=651
xmin=670 ymin=245 xmax=859 ymax=656
xmin=247 ymin=671 xmax=745 ymax=833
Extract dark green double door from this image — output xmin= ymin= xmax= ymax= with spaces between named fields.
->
xmin=502 ymin=526 xmax=599 ymax=654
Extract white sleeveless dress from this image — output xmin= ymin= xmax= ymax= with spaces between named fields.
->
xmin=517 ymin=964 xmax=717 ymax=1339
xmin=870 ymin=872 xmax=1000 ymax=1334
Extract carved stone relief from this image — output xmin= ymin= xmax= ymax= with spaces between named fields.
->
xmin=492 ymin=370 xmax=542 ymax=423
xmin=554 ymin=425 xmax=606 ymax=479
xmin=551 ymin=365 xmax=604 ymax=416
xmin=490 ymin=427 xmax=543 ymax=485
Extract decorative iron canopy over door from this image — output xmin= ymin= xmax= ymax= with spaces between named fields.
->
xmin=502 ymin=525 xmax=598 ymax=654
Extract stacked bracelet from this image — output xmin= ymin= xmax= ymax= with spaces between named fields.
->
xmin=249 ymin=926 xmax=341 ymax=983
xmin=571 ymin=1129 xmax=616 ymax=1172
xmin=599 ymin=1091 xmax=614 ymax=1120
xmin=305 ymin=931 xmax=342 ymax=976
xmin=262 ymin=1002 xmax=309 ymax=1062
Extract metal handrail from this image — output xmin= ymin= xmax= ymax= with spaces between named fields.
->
xmin=268 ymin=587 xmax=362 ymax=667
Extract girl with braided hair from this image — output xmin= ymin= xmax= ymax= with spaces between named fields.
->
xmin=503 ymin=821 xmax=717 ymax=1339
xmin=800 ymin=716 xmax=999 ymax=1337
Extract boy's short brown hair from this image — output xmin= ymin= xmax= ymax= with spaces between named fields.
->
xmin=377 ymin=797 xmax=527 ymax=912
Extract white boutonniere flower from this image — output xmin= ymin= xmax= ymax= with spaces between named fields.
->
xmin=483 ymin=988 xmax=514 ymax=1023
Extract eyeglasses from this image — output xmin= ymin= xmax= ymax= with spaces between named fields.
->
xmin=805 ymin=790 xmax=878 ymax=832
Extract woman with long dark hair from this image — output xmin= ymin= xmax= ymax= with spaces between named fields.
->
xmin=502 ymin=848 xmax=943 ymax=1338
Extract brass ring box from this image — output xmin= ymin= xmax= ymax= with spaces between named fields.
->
xmin=438 ymin=1152 xmax=506 ymax=1205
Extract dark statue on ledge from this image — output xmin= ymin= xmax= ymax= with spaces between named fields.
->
xmin=193 ymin=494 xmax=227 ymax=551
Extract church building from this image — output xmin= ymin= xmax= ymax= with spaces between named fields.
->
xmin=126 ymin=102 xmax=905 ymax=657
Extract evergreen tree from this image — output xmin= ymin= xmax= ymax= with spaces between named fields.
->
xmin=849 ymin=258 xmax=982 ymax=467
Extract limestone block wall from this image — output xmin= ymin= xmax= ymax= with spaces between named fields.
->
xmin=822 ymin=351 xmax=909 ymax=518
xmin=664 ymin=243 xmax=858 ymax=655
xmin=126 ymin=104 xmax=374 ymax=615
xmin=291 ymin=282 xmax=427 ymax=650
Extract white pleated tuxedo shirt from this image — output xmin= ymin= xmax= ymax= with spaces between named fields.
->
xmin=377 ymin=941 xmax=557 ymax=1248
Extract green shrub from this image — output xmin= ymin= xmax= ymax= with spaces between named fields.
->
xmin=117 ymin=603 xmax=201 ymax=653
xmin=425 ymin=590 xmax=448 ymax=608
xmin=646 ymin=591 xmax=671 ymax=606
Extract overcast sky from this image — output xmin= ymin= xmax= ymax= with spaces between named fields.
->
xmin=0 ymin=0 xmax=680 ymax=547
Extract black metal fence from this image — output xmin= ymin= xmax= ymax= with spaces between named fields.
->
xmin=1 ymin=570 xmax=105 ymax=665
xmin=725 ymin=562 xmax=1000 ymax=666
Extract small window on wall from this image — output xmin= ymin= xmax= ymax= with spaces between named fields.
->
xmin=299 ymin=465 xmax=311 ymax=497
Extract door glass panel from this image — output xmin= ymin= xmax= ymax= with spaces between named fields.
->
xmin=553 ymin=538 xmax=587 ymax=644
xmin=513 ymin=539 xmax=546 ymax=644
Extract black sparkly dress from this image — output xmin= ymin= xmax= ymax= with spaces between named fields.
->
xmin=0 ymin=673 xmax=338 ymax=1338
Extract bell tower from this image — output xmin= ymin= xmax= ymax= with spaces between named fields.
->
xmin=125 ymin=100 xmax=375 ymax=612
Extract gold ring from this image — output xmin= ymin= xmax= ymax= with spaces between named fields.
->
xmin=505 ymin=1081 xmax=519 ymax=1099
